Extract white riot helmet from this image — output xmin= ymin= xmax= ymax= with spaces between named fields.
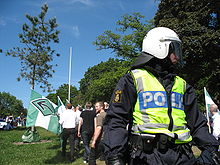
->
xmin=142 ymin=27 xmax=182 ymax=60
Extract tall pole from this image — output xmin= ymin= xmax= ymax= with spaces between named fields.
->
xmin=204 ymin=87 xmax=211 ymax=133
xmin=68 ymin=47 xmax=72 ymax=103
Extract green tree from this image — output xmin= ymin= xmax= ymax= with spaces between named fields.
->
xmin=94 ymin=13 xmax=154 ymax=60
xmin=79 ymin=58 xmax=130 ymax=103
xmin=6 ymin=4 xmax=60 ymax=92
xmin=46 ymin=93 xmax=57 ymax=105
xmin=87 ymin=65 xmax=129 ymax=103
xmin=89 ymin=13 xmax=154 ymax=103
xmin=154 ymin=0 xmax=220 ymax=103
xmin=0 ymin=92 xmax=26 ymax=116
xmin=71 ymin=91 xmax=85 ymax=107
xmin=56 ymin=84 xmax=78 ymax=105
xmin=46 ymin=84 xmax=79 ymax=106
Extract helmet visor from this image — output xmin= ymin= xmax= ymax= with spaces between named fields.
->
xmin=170 ymin=41 xmax=183 ymax=66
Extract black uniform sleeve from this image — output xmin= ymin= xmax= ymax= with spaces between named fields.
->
xmin=184 ymin=84 xmax=219 ymax=151
xmin=80 ymin=111 xmax=84 ymax=118
xmin=103 ymin=73 xmax=137 ymax=159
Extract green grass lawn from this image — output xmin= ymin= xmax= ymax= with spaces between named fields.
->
xmin=0 ymin=127 xmax=105 ymax=165
xmin=0 ymin=127 xmax=201 ymax=165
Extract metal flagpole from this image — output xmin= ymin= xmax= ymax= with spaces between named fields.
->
xmin=68 ymin=47 xmax=72 ymax=103
xmin=204 ymin=87 xmax=211 ymax=133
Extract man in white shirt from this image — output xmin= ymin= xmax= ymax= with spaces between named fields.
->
xmin=210 ymin=104 xmax=220 ymax=141
xmin=59 ymin=103 xmax=77 ymax=161
xmin=74 ymin=105 xmax=82 ymax=151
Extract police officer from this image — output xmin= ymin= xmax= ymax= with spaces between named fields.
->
xmin=103 ymin=27 xmax=220 ymax=165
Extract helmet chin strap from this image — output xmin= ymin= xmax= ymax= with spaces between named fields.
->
xmin=160 ymin=56 xmax=174 ymax=71
xmin=144 ymin=56 xmax=174 ymax=74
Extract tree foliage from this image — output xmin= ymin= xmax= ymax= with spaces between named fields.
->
xmin=71 ymin=91 xmax=85 ymax=107
xmin=0 ymin=92 xmax=26 ymax=116
xmin=46 ymin=84 xmax=79 ymax=106
xmin=6 ymin=4 xmax=60 ymax=92
xmin=94 ymin=13 xmax=154 ymax=60
xmin=154 ymin=0 xmax=220 ymax=103
xmin=79 ymin=58 xmax=130 ymax=103
xmin=87 ymin=13 xmax=153 ymax=104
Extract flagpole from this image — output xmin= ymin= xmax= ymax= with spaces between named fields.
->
xmin=68 ymin=47 xmax=72 ymax=103
xmin=204 ymin=87 xmax=211 ymax=133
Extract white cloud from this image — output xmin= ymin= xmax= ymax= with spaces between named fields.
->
xmin=38 ymin=0 xmax=96 ymax=15
xmin=0 ymin=17 xmax=6 ymax=26
xmin=69 ymin=0 xmax=93 ymax=6
xmin=61 ymin=24 xmax=80 ymax=38
xmin=46 ymin=0 xmax=94 ymax=6
xmin=118 ymin=1 xmax=126 ymax=11
xmin=145 ymin=0 xmax=160 ymax=7
xmin=0 ymin=16 xmax=21 ymax=27
xmin=72 ymin=26 xmax=80 ymax=38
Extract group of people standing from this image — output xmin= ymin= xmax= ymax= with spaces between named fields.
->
xmin=59 ymin=101 xmax=107 ymax=164
xmin=0 ymin=113 xmax=26 ymax=130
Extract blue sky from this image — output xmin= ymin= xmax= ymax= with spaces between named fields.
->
xmin=0 ymin=0 xmax=159 ymax=108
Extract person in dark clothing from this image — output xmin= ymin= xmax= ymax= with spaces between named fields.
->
xmin=103 ymin=27 xmax=220 ymax=165
xmin=78 ymin=102 xmax=96 ymax=163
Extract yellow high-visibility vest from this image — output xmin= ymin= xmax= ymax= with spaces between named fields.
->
xmin=131 ymin=69 xmax=192 ymax=144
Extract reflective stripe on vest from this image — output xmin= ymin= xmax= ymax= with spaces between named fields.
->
xmin=131 ymin=69 xmax=192 ymax=144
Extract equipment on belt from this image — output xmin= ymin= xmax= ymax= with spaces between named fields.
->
xmin=129 ymin=133 xmax=175 ymax=154
xmin=107 ymin=156 xmax=125 ymax=165
xmin=197 ymin=150 xmax=220 ymax=165
xmin=157 ymin=134 xmax=168 ymax=153
xmin=212 ymin=151 xmax=220 ymax=165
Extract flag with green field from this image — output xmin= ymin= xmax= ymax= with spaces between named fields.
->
xmin=204 ymin=87 xmax=215 ymax=115
xmin=56 ymin=96 xmax=66 ymax=116
xmin=26 ymin=90 xmax=60 ymax=134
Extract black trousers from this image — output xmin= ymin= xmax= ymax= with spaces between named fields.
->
xmin=61 ymin=128 xmax=75 ymax=157
xmin=127 ymin=134 xmax=198 ymax=165
xmin=74 ymin=125 xmax=81 ymax=151
xmin=88 ymin=140 xmax=106 ymax=165
xmin=128 ymin=145 xmax=197 ymax=165
xmin=81 ymin=130 xmax=94 ymax=161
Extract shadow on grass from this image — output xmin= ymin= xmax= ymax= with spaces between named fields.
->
xmin=47 ymin=144 xmax=61 ymax=150
xmin=15 ymin=127 xmax=27 ymax=131
xmin=44 ymin=151 xmax=72 ymax=164
xmin=0 ymin=127 xmax=26 ymax=131
xmin=44 ymin=146 xmax=84 ymax=164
